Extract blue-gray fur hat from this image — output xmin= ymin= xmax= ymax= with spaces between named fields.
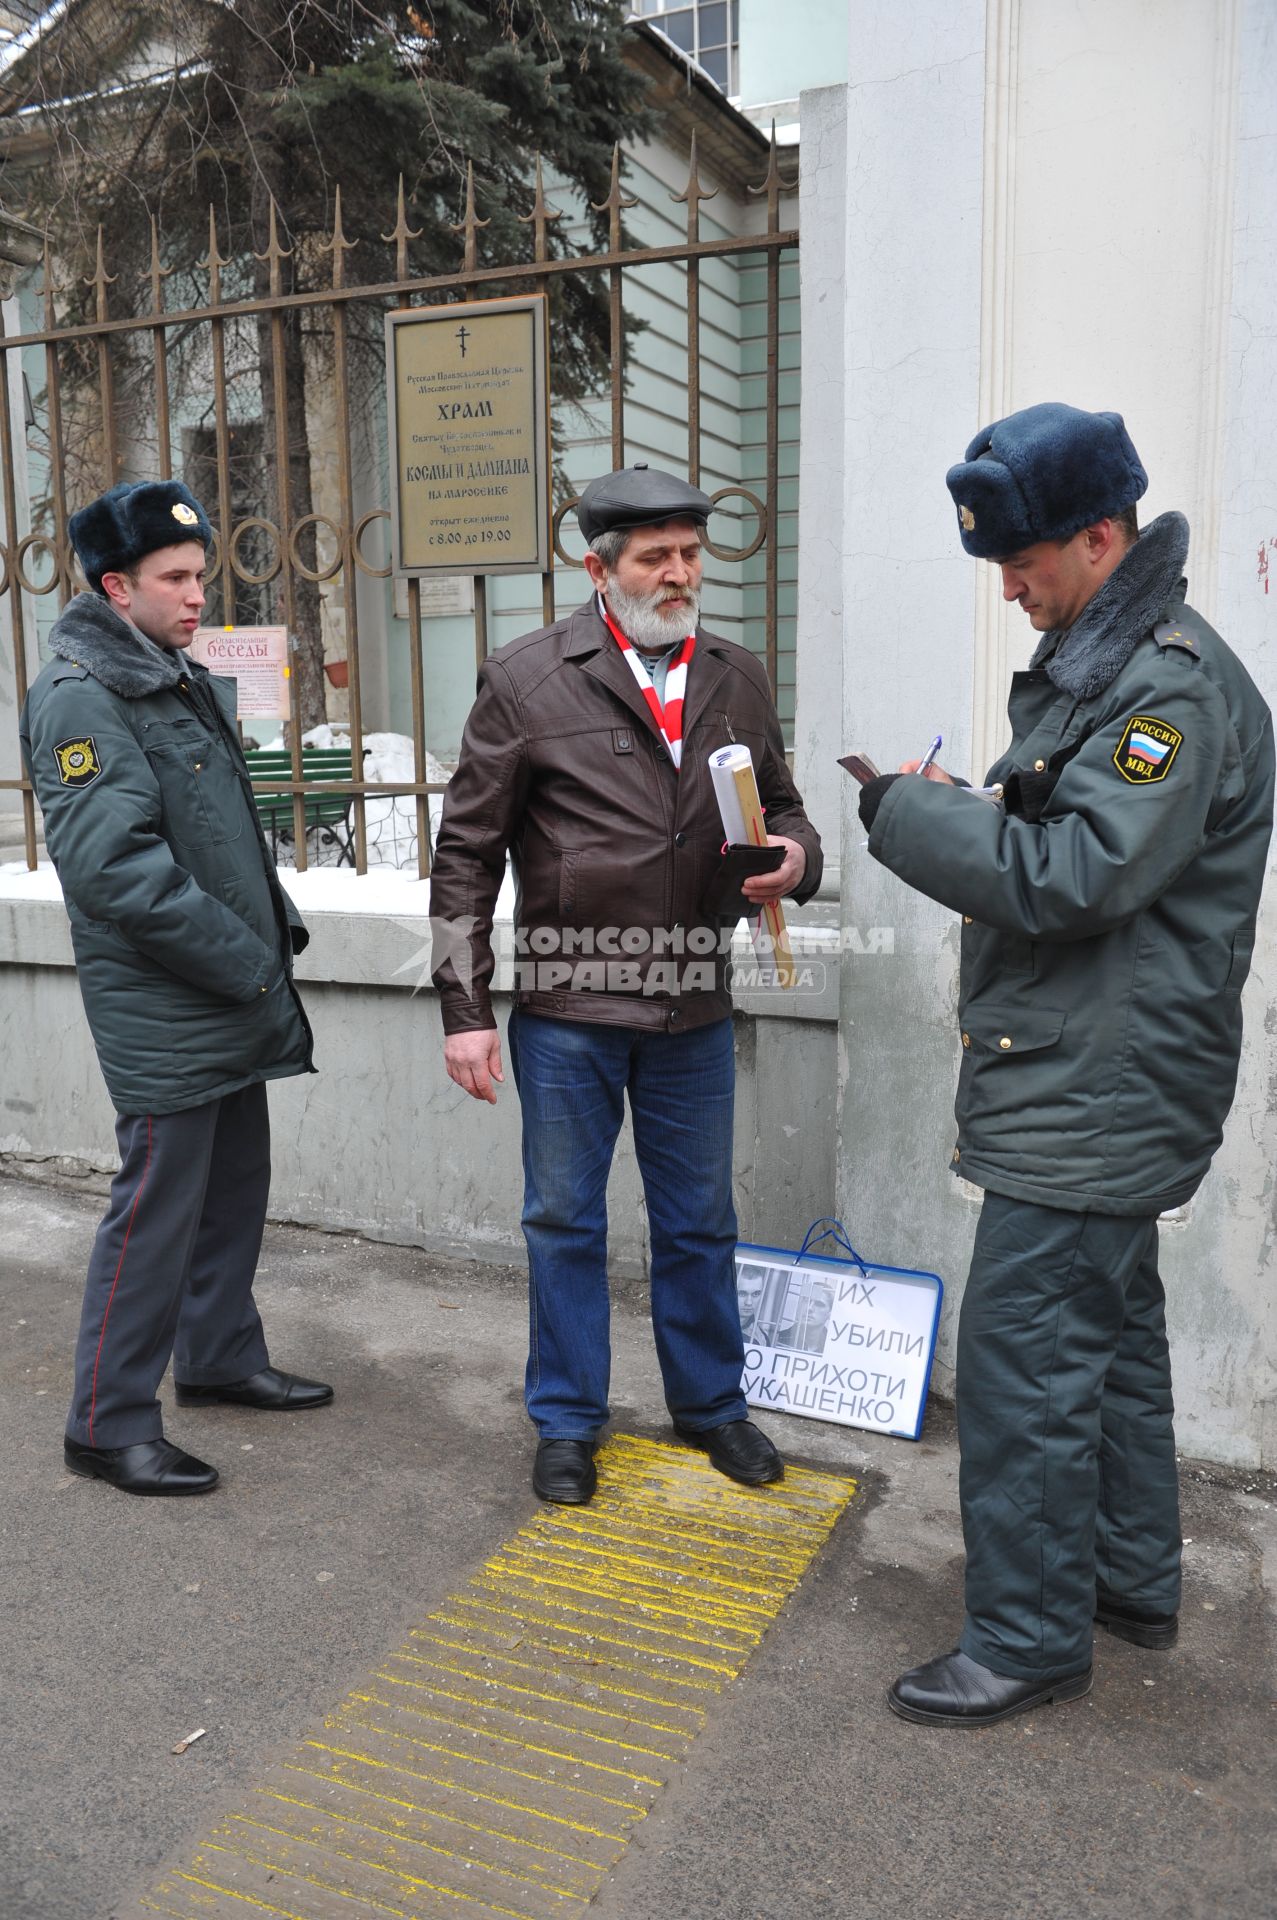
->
xmin=945 ymin=403 xmax=1147 ymax=559
xmin=70 ymin=480 xmax=213 ymax=594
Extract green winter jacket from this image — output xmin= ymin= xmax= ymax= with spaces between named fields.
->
xmin=20 ymin=593 xmax=314 ymax=1116
xmin=868 ymin=513 xmax=1273 ymax=1215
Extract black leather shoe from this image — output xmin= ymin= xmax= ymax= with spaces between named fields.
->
xmin=174 ymin=1366 xmax=334 ymax=1411
xmin=1095 ymin=1592 xmax=1179 ymax=1649
xmin=64 ymin=1435 xmax=219 ymax=1496
xmin=887 ymin=1648 xmax=1092 ymax=1726
xmin=533 ymin=1439 xmax=597 ymax=1504
xmin=673 ymin=1419 xmax=784 ymax=1486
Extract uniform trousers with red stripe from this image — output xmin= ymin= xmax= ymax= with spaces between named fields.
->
xmin=66 ymin=1082 xmax=273 ymax=1449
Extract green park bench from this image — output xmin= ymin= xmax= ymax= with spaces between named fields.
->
xmin=242 ymin=746 xmax=356 ymax=868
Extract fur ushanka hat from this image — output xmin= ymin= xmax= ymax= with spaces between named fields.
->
xmin=70 ymin=480 xmax=213 ymax=593
xmin=945 ymin=403 xmax=1148 ymax=560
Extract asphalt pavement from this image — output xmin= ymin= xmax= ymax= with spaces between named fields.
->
xmin=1 ymin=1169 xmax=1273 ymax=1920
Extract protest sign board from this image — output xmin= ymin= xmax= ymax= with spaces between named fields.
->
xmin=736 ymin=1233 xmax=942 ymax=1440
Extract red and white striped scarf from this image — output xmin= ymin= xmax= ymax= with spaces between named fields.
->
xmin=600 ymin=596 xmax=696 ymax=769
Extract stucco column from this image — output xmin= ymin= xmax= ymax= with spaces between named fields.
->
xmin=800 ymin=0 xmax=1277 ymax=1463
xmin=799 ymin=13 xmax=989 ymax=1398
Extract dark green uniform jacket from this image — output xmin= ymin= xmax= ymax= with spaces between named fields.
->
xmin=20 ymin=593 xmax=315 ymax=1116
xmin=868 ymin=513 xmax=1273 ymax=1215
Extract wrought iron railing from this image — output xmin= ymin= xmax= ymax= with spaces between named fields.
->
xmin=0 ymin=135 xmax=797 ymax=877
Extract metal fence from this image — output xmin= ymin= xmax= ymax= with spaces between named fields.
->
xmin=0 ymin=136 xmax=798 ymax=878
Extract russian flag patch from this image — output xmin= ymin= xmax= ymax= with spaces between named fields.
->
xmin=1113 ymin=714 xmax=1183 ymax=785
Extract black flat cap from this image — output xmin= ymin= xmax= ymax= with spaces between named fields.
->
xmin=70 ymin=479 xmax=214 ymax=593
xmin=576 ymin=463 xmax=713 ymax=544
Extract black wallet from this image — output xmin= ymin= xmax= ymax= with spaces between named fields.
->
xmin=701 ymin=843 xmax=785 ymax=920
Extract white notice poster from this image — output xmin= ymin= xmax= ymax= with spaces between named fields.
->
xmin=189 ymin=626 xmax=290 ymax=719
xmin=735 ymin=1241 xmax=943 ymax=1440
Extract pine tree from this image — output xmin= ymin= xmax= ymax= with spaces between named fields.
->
xmin=3 ymin=1 xmax=650 ymax=725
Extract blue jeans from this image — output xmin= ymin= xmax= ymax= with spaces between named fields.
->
xmin=507 ymin=1010 xmax=748 ymax=1439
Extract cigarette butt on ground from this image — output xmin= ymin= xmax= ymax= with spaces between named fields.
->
xmin=171 ymin=1728 xmax=207 ymax=1756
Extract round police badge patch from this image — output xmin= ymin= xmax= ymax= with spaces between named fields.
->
xmin=1113 ymin=714 xmax=1183 ymax=784
xmin=54 ymin=736 xmax=102 ymax=788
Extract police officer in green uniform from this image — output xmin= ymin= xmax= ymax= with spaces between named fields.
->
xmin=21 ymin=480 xmax=330 ymax=1498
xmin=855 ymin=404 xmax=1273 ymax=1725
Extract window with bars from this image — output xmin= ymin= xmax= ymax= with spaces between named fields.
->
xmin=632 ymin=1 xmax=739 ymax=95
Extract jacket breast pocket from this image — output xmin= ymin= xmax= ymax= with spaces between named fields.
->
xmin=143 ymin=720 xmax=244 ymax=851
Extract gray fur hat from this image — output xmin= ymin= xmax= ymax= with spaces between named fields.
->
xmin=946 ymin=403 xmax=1148 ymax=559
xmin=70 ymin=480 xmax=213 ymax=593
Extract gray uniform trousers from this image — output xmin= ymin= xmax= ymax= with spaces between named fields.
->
xmin=957 ymin=1191 xmax=1181 ymax=1682
xmin=66 ymin=1081 xmax=273 ymax=1448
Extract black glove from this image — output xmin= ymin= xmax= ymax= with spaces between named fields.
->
xmin=858 ymin=772 xmax=900 ymax=832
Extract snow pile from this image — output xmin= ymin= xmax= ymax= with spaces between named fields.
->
xmin=256 ymin=725 xmax=453 ymax=870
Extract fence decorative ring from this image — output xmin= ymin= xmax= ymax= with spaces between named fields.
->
xmin=288 ymin=512 xmax=345 ymax=584
xmin=228 ymin=516 xmax=282 ymax=587
xmin=552 ymin=496 xmax=585 ymax=570
xmin=700 ymin=487 xmax=767 ymax=563
xmin=14 ymin=533 xmax=61 ymax=596
xmin=353 ymin=509 xmax=392 ymax=580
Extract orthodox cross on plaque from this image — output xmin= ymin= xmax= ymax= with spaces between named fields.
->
xmin=455 ymin=324 xmax=471 ymax=359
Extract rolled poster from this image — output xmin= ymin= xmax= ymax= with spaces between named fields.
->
xmin=708 ymin=743 xmax=796 ymax=988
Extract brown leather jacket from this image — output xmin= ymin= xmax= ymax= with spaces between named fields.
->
xmin=429 ymin=598 xmax=823 ymax=1035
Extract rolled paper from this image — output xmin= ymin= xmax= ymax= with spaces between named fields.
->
xmin=707 ymin=744 xmax=796 ymax=988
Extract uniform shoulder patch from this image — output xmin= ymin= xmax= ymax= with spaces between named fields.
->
xmin=1113 ymin=714 xmax=1183 ymax=785
xmin=1153 ymin=619 xmax=1200 ymax=655
xmin=54 ymin=735 xmax=103 ymax=789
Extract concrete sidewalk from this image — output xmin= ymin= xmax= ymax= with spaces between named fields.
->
xmin=1 ymin=1170 xmax=1273 ymax=1920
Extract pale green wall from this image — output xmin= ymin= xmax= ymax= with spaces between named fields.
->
xmin=737 ymin=0 xmax=849 ymax=110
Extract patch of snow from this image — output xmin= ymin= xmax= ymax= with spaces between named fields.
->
xmin=0 ymin=853 xmax=518 ymax=923
xmin=253 ymin=726 xmax=453 ymax=871
xmin=0 ymin=859 xmax=62 ymax=899
xmin=277 ymin=863 xmax=517 ymax=923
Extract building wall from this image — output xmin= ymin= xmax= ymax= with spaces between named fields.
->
xmin=737 ymin=0 xmax=850 ymax=124
xmin=0 ymin=881 xmax=838 ymax=1277
xmin=800 ymin=0 xmax=1277 ymax=1466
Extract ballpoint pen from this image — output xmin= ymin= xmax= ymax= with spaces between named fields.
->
xmin=916 ymin=733 xmax=943 ymax=777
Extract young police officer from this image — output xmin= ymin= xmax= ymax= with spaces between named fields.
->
xmin=21 ymin=480 xmax=330 ymax=1497
xmin=857 ymin=404 xmax=1273 ymax=1725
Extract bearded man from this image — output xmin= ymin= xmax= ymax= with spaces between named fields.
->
xmin=429 ymin=464 xmax=822 ymax=1504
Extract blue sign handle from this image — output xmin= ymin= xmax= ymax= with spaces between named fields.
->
xmin=796 ymin=1217 xmax=868 ymax=1276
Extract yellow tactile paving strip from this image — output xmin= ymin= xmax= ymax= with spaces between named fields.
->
xmin=141 ymin=1433 xmax=857 ymax=1920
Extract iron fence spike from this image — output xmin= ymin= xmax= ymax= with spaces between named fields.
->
xmin=672 ymin=131 xmax=718 ymax=240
